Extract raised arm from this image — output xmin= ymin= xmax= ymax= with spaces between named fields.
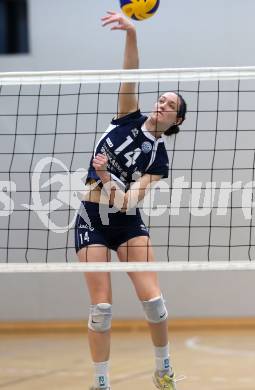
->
xmin=101 ymin=11 xmax=139 ymax=117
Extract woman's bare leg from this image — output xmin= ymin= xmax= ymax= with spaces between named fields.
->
xmin=117 ymin=236 xmax=174 ymax=383
xmin=117 ymin=236 xmax=169 ymax=346
xmin=78 ymin=245 xmax=112 ymax=388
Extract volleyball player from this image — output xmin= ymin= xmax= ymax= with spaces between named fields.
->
xmin=75 ymin=11 xmax=187 ymax=390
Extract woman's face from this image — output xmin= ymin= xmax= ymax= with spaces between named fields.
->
xmin=151 ymin=92 xmax=180 ymax=129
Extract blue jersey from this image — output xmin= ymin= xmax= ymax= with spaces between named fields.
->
xmin=86 ymin=110 xmax=169 ymax=190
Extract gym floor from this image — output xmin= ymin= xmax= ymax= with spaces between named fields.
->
xmin=0 ymin=327 xmax=255 ymax=389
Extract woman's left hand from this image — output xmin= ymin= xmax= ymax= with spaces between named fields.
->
xmin=92 ymin=153 xmax=108 ymax=177
xmin=101 ymin=11 xmax=135 ymax=32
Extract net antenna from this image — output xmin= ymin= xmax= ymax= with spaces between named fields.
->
xmin=1 ymin=67 xmax=255 ymax=273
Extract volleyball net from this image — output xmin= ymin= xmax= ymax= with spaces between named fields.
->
xmin=1 ymin=67 xmax=255 ymax=272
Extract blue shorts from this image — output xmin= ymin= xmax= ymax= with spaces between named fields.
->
xmin=75 ymin=201 xmax=150 ymax=252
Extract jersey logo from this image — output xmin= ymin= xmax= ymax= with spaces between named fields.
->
xmin=79 ymin=224 xmax=94 ymax=231
xmin=141 ymin=141 xmax=152 ymax=153
xmin=140 ymin=224 xmax=148 ymax=232
xmin=106 ymin=137 xmax=113 ymax=148
xmin=131 ymin=128 xmax=139 ymax=138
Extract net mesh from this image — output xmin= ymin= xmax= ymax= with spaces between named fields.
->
xmin=1 ymin=68 xmax=255 ymax=271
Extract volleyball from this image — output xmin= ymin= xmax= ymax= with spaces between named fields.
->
xmin=120 ymin=0 xmax=160 ymax=21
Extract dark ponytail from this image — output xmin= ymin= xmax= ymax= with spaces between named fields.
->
xmin=164 ymin=124 xmax=180 ymax=136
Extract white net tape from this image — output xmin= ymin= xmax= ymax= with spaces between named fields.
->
xmin=1 ymin=261 xmax=255 ymax=273
xmin=0 ymin=66 xmax=255 ymax=85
